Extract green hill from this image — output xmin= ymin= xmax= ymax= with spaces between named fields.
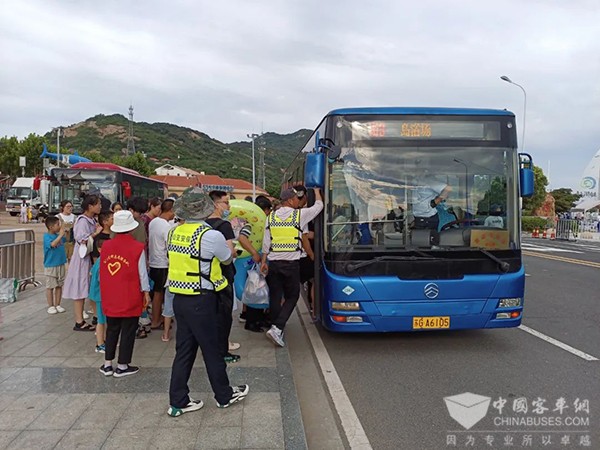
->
xmin=43 ymin=114 xmax=311 ymax=194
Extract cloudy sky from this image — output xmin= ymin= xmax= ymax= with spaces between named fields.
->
xmin=1 ymin=0 xmax=599 ymax=191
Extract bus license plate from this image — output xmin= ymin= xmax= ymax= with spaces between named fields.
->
xmin=412 ymin=316 xmax=450 ymax=329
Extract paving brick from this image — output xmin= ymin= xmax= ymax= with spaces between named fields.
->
xmin=55 ymin=428 xmax=110 ymax=449
xmin=195 ymin=426 xmax=242 ymax=449
xmin=27 ymin=394 xmax=96 ymax=430
xmin=5 ymin=429 xmax=65 ymax=449
xmin=151 ymin=426 xmax=201 ymax=449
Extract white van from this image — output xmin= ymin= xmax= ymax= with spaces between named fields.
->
xmin=5 ymin=178 xmax=49 ymax=217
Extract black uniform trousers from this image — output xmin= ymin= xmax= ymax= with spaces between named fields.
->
xmin=216 ymin=284 xmax=234 ymax=357
xmin=105 ymin=316 xmax=138 ymax=364
xmin=169 ymin=292 xmax=233 ymax=408
xmin=266 ymin=259 xmax=300 ymax=330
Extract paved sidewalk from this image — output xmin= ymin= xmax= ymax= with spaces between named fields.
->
xmin=0 ymin=286 xmax=307 ymax=449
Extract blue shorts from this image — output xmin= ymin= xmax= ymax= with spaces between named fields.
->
xmin=91 ymin=299 xmax=106 ymax=325
xmin=162 ymin=288 xmax=174 ymax=318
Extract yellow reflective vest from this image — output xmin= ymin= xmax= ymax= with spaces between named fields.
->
xmin=268 ymin=209 xmax=302 ymax=252
xmin=167 ymin=223 xmax=228 ymax=295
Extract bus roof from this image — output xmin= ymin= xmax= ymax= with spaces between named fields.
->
xmin=327 ymin=107 xmax=514 ymax=117
xmin=71 ymin=162 xmax=141 ymax=175
xmin=66 ymin=162 xmax=166 ymax=185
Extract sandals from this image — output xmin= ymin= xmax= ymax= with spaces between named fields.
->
xmin=151 ymin=322 xmax=173 ymax=331
xmin=73 ymin=321 xmax=95 ymax=331
xmin=136 ymin=328 xmax=148 ymax=339
xmin=161 ymin=335 xmax=170 ymax=342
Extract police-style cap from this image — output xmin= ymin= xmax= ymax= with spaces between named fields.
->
xmin=280 ymin=187 xmax=298 ymax=201
xmin=173 ymin=187 xmax=215 ymax=221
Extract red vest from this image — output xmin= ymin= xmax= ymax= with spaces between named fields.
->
xmin=100 ymin=234 xmax=145 ymax=317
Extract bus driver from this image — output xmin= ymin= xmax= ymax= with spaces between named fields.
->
xmin=411 ymin=175 xmax=452 ymax=230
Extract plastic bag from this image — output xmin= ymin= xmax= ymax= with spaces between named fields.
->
xmin=0 ymin=278 xmax=18 ymax=303
xmin=241 ymin=265 xmax=269 ymax=306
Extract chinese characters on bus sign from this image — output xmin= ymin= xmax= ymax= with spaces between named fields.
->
xmin=366 ymin=121 xmax=433 ymax=138
xmin=401 ymin=122 xmax=432 ymax=137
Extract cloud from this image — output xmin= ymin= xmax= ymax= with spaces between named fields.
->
xmin=1 ymin=0 xmax=599 ymax=189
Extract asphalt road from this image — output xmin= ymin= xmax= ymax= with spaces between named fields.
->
xmin=316 ymin=237 xmax=600 ymax=450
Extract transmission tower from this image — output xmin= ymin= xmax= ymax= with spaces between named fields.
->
xmin=257 ymin=134 xmax=266 ymax=189
xmin=127 ymin=104 xmax=136 ymax=155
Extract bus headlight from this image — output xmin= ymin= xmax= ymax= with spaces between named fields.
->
xmin=331 ymin=302 xmax=361 ymax=311
xmin=498 ymin=298 xmax=522 ymax=308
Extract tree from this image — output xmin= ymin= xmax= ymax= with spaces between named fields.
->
xmin=522 ymin=166 xmax=548 ymax=214
xmin=0 ymin=134 xmax=46 ymax=177
xmin=551 ymin=188 xmax=581 ymax=214
xmin=0 ymin=137 xmax=20 ymax=176
xmin=80 ymin=150 xmax=109 ymax=163
xmin=113 ymin=152 xmax=153 ymax=177
xmin=19 ymin=134 xmax=46 ymax=176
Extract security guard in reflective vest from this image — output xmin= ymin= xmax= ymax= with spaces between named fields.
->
xmin=260 ymin=186 xmax=323 ymax=347
xmin=166 ymin=187 xmax=249 ymax=418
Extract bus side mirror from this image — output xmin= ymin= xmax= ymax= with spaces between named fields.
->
xmin=519 ymin=153 xmax=534 ymax=198
xmin=520 ymin=168 xmax=534 ymax=197
xmin=121 ymin=181 xmax=132 ymax=199
xmin=305 ymin=153 xmax=325 ymax=189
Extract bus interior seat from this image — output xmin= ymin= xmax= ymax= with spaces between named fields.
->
xmin=384 ymin=232 xmax=404 ymax=246
xmin=410 ymin=229 xmax=434 ymax=247
xmin=439 ymin=228 xmax=471 ymax=247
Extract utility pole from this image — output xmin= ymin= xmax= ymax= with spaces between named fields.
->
xmin=258 ymin=133 xmax=266 ymax=190
xmin=247 ymin=133 xmax=259 ymax=201
xmin=56 ymin=127 xmax=61 ymax=167
xmin=127 ymin=104 xmax=136 ymax=155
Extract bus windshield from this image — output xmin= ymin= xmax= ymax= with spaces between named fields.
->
xmin=51 ymin=170 xmax=118 ymax=212
xmin=7 ymin=187 xmax=33 ymax=199
xmin=326 ymin=116 xmax=520 ymax=253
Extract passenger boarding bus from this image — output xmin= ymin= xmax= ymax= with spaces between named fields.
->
xmin=49 ymin=162 xmax=167 ymax=214
xmin=287 ymin=107 xmax=534 ymax=332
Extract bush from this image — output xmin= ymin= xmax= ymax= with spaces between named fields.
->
xmin=521 ymin=216 xmax=551 ymax=232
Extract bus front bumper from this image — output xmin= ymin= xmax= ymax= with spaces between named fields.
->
xmin=322 ymin=301 xmax=523 ymax=333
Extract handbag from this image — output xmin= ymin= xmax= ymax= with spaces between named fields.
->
xmin=0 ymin=278 xmax=18 ymax=303
xmin=241 ymin=264 xmax=269 ymax=306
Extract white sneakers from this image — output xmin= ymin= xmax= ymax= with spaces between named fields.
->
xmin=47 ymin=305 xmax=66 ymax=314
xmin=167 ymin=399 xmax=204 ymax=417
xmin=266 ymin=325 xmax=285 ymax=347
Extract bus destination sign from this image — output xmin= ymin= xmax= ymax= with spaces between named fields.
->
xmin=360 ymin=119 xmax=500 ymax=141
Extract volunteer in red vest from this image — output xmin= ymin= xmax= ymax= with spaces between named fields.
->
xmin=99 ymin=210 xmax=150 ymax=378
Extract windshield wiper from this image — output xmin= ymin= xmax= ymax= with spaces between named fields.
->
xmin=474 ymin=248 xmax=511 ymax=273
xmin=345 ymin=255 xmax=440 ymax=272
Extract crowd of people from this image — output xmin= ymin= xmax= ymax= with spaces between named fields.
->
xmin=41 ymin=184 xmax=322 ymax=415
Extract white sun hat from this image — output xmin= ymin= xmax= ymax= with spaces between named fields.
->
xmin=78 ymin=236 xmax=94 ymax=259
xmin=110 ymin=210 xmax=139 ymax=233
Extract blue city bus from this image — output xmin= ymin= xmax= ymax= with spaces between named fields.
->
xmin=286 ymin=107 xmax=534 ymax=332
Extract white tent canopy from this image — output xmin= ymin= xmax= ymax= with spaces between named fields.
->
xmin=572 ymin=198 xmax=600 ymax=212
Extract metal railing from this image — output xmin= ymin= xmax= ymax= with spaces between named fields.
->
xmin=555 ymin=219 xmax=600 ymax=241
xmin=0 ymin=228 xmax=41 ymax=291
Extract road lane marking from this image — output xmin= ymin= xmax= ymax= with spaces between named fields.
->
xmin=521 ymin=243 xmax=583 ymax=253
xmin=297 ymin=300 xmax=373 ymax=450
xmin=522 ymin=250 xmax=600 ymax=269
xmin=518 ymin=325 xmax=599 ymax=361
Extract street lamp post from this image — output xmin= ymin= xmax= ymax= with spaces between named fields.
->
xmin=53 ymin=127 xmax=62 ymax=168
xmin=500 ymin=75 xmax=527 ymax=151
xmin=247 ymin=133 xmax=259 ymax=201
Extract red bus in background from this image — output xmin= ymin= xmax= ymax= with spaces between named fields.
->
xmin=49 ymin=162 xmax=167 ymax=214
